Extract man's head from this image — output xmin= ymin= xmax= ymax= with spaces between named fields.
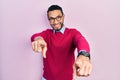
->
xmin=47 ymin=5 xmax=64 ymax=31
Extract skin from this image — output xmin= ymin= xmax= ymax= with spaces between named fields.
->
xmin=32 ymin=10 xmax=92 ymax=80
xmin=48 ymin=10 xmax=64 ymax=31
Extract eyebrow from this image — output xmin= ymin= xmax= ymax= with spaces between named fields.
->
xmin=49 ymin=15 xmax=63 ymax=18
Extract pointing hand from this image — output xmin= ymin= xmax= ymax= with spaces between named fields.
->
xmin=32 ymin=38 xmax=47 ymax=58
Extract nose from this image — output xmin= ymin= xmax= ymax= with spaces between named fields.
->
xmin=54 ymin=19 xmax=59 ymax=24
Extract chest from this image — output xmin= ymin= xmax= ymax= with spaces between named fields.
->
xmin=46 ymin=32 xmax=74 ymax=50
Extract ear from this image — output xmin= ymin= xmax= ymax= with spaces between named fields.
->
xmin=62 ymin=14 xmax=65 ymax=20
xmin=63 ymin=14 xmax=65 ymax=18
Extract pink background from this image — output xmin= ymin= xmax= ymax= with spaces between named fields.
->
xmin=0 ymin=0 xmax=120 ymax=80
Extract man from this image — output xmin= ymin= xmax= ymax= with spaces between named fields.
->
xmin=31 ymin=5 xmax=92 ymax=80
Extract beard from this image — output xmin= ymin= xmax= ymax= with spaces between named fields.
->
xmin=55 ymin=23 xmax=64 ymax=31
xmin=51 ymin=22 xmax=64 ymax=31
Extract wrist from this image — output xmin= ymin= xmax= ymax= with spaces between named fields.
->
xmin=77 ymin=50 xmax=90 ymax=60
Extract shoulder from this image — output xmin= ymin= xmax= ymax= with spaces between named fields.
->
xmin=65 ymin=27 xmax=81 ymax=34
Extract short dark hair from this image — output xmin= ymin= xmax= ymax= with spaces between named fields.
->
xmin=47 ymin=5 xmax=64 ymax=15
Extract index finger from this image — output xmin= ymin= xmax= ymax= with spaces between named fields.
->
xmin=42 ymin=46 xmax=47 ymax=58
xmin=73 ymin=63 xmax=77 ymax=80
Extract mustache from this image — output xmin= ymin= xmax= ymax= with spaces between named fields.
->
xmin=51 ymin=23 xmax=64 ymax=31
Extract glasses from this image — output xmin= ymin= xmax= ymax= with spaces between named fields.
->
xmin=49 ymin=15 xmax=63 ymax=22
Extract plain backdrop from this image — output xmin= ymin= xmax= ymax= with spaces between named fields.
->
xmin=0 ymin=0 xmax=120 ymax=80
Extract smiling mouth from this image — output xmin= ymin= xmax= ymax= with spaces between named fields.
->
xmin=51 ymin=23 xmax=63 ymax=30
xmin=53 ymin=23 xmax=60 ymax=28
xmin=55 ymin=24 xmax=60 ymax=27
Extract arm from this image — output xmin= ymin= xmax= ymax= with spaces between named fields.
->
xmin=31 ymin=30 xmax=48 ymax=58
xmin=72 ymin=29 xmax=92 ymax=80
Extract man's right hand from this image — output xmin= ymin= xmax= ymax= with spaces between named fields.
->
xmin=32 ymin=38 xmax=47 ymax=58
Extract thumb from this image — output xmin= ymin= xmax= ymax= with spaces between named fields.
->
xmin=42 ymin=46 xmax=47 ymax=58
xmin=73 ymin=64 xmax=77 ymax=80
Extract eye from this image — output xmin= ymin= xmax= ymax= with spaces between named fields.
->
xmin=49 ymin=17 xmax=54 ymax=20
xmin=48 ymin=15 xmax=63 ymax=22
xmin=56 ymin=16 xmax=62 ymax=20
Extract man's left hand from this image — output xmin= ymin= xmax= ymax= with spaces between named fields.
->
xmin=73 ymin=55 xmax=92 ymax=80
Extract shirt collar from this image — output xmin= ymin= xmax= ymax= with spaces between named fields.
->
xmin=53 ymin=26 xmax=66 ymax=34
